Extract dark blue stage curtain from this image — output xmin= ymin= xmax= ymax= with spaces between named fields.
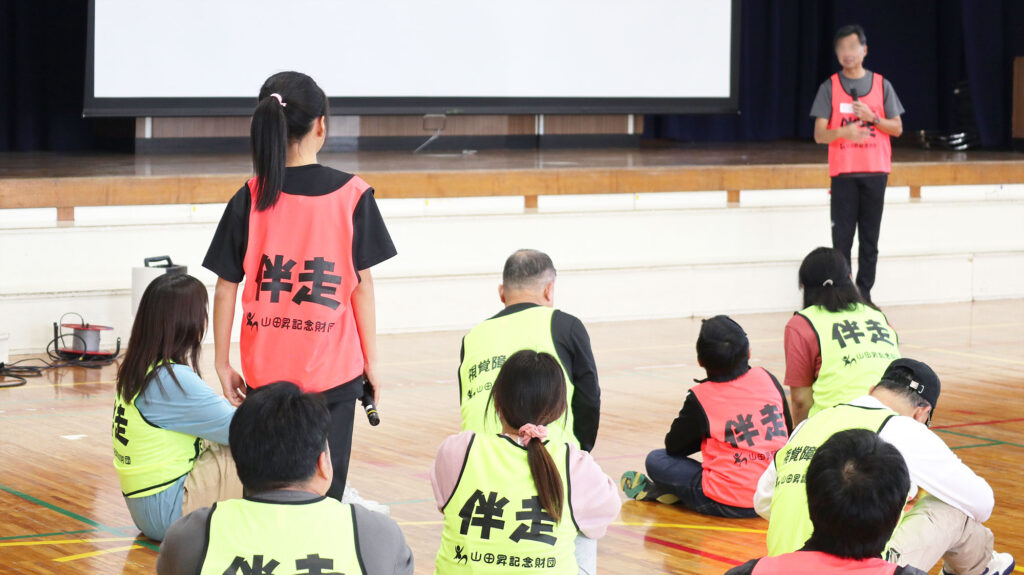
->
xmin=647 ymin=0 xmax=1024 ymax=148
xmin=0 ymin=1 xmax=133 ymax=152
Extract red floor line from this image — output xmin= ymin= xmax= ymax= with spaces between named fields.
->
xmin=607 ymin=525 xmax=743 ymax=567
xmin=932 ymin=417 xmax=1024 ymax=430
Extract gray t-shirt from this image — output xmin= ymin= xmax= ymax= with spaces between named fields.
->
xmin=156 ymin=489 xmax=414 ymax=575
xmin=809 ymin=70 xmax=905 ymax=120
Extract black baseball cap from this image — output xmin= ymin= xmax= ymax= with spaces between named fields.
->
xmin=879 ymin=358 xmax=941 ymax=413
xmin=696 ymin=315 xmax=750 ymax=377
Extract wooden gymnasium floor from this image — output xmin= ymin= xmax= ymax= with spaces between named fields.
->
xmin=1 ymin=300 xmax=1022 ymax=574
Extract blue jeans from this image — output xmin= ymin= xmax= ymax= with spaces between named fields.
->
xmin=645 ymin=449 xmax=759 ymax=518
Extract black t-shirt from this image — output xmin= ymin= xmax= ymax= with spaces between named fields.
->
xmin=460 ymin=302 xmax=601 ymax=452
xmin=203 ymin=164 xmax=397 ymax=284
xmin=664 ymin=365 xmax=793 ymax=457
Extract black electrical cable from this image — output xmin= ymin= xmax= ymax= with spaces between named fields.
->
xmin=0 ymin=314 xmax=122 ymax=389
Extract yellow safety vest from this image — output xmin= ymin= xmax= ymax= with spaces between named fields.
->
xmin=436 ymin=433 xmax=578 ymax=574
xmin=200 ymin=496 xmax=365 ymax=575
xmin=112 ymin=364 xmax=201 ymax=497
xmin=798 ymin=304 xmax=900 ymax=417
xmin=459 ymin=306 xmax=576 ymax=447
xmin=766 ymin=403 xmax=895 ymax=555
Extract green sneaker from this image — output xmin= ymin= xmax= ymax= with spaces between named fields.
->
xmin=620 ymin=470 xmax=651 ymax=500
xmin=620 ymin=471 xmax=680 ymax=504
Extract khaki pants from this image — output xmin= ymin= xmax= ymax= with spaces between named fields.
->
xmin=181 ymin=441 xmax=244 ymax=516
xmin=887 ymin=494 xmax=993 ymax=575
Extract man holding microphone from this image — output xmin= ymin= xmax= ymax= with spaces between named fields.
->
xmin=811 ymin=25 xmax=904 ymax=304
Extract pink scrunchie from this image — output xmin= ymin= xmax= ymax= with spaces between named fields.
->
xmin=518 ymin=423 xmax=548 ymax=445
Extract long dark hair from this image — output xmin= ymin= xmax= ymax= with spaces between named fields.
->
xmin=488 ymin=350 xmax=568 ymax=522
xmin=799 ymin=247 xmax=874 ymax=312
xmin=251 ymin=71 xmax=329 ymax=211
xmin=116 ymin=274 xmax=208 ymax=401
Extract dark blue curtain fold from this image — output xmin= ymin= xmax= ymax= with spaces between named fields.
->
xmin=0 ymin=1 xmax=133 ymax=152
xmin=648 ymin=0 xmax=1024 ymax=148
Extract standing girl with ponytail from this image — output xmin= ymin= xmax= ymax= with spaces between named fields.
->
xmin=431 ymin=350 xmax=620 ymax=575
xmin=784 ymin=247 xmax=900 ymax=425
xmin=203 ymin=71 xmax=397 ymax=501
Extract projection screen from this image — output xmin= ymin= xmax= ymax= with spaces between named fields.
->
xmin=85 ymin=0 xmax=740 ymax=116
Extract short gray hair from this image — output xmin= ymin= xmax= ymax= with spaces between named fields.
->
xmin=502 ymin=249 xmax=556 ymax=291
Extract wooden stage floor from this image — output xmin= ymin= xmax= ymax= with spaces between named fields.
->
xmin=1 ymin=300 xmax=1022 ymax=574
xmin=0 ymin=141 xmax=1018 ymax=179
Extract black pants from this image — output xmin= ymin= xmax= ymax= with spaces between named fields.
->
xmin=830 ymin=174 xmax=888 ymax=302
xmin=645 ymin=449 xmax=759 ymax=518
xmin=322 ymin=383 xmax=359 ymax=502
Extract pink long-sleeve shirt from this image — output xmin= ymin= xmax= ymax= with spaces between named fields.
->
xmin=430 ymin=431 xmax=621 ymax=539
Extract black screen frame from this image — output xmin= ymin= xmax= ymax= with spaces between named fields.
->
xmin=84 ymin=0 xmax=741 ymax=118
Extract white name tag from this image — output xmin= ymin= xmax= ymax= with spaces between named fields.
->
xmin=839 ymin=102 xmax=854 ymax=114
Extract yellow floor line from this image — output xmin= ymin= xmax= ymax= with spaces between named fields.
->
xmin=54 ymin=545 xmax=142 ymax=562
xmin=0 ymin=537 xmax=138 ymax=547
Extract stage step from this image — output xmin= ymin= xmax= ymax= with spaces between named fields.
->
xmin=2 ymin=189 xmax=1023 ymax=354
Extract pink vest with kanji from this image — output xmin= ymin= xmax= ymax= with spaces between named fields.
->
xmin=690 ymin=368 xmax=789 ymax=508
xmin=240 ymin=176 xmax=368 ymax=393
xmin=753 ymin=551 xmax=898 ymax=575
xmin=827 ymin=72 xmax=892 ymax=177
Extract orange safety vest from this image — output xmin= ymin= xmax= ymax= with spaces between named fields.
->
xmin=752 ymin=551 xmax=898 ymax=574
xmin=239 ymin=176 xmax=368 ymax=393
xmin=689 ymin=368 xmax=789 ymax=508
xmin=828 ymin=72 xmax=892 ymax=177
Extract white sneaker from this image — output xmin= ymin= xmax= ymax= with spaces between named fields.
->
xmin=982 ymin=551 xmax=1015 ymax=575
xmin=342 ymin=486 xmax=391 ymax=516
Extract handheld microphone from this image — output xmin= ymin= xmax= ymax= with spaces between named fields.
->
xmin=850 ymin=88 xmax=858 ymax=101
xmin=360 ymin=378 xmax=380 ymax=426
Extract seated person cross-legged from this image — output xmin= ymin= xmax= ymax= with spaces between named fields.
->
xmin=621 ymin=315 xmax=792 ymax=518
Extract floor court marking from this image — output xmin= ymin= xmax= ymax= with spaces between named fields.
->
xmin=54 ymin=545 xmax=143 ymax=563
xmin=901 ymin=344 xmax=1024 ymax=367
xmin=0 ymin=483 xmax=158 ymax=553
xmin=950 ymin=442 xmax=1003 ymax=451
xmin=0 ymin=529 xmax=100 ymax=541
xmin=614 ymin=521 xmax=765 ymax=534
xmin=393 ymin=519 xmax=762 ymax=535
xmin=0 ymin=537 xmax=139 ymax=548
xmin=606 ymin=525 xmax=742 ymax=567
xmin=935 ymin=429 xmax=1024 ymax=449
xmin=932 ymin=417 xmax=1024 ymax=430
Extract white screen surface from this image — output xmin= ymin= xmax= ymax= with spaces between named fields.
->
xmin=90 ymin=0 xmax=735 ymax=113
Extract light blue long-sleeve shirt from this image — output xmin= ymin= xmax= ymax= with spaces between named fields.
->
xmin=121 ymin=364 xmax=235 ymax=540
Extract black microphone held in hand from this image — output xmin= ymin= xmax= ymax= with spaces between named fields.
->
xmin=360 ymin=378 xmax=380 ymax=426
xmin=850 ymin=88 xmax=858 ymax=101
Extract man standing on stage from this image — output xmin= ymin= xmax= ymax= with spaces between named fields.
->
xmin=811 ymin=24 xmax=904 ymax=304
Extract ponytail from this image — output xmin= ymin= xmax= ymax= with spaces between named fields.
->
xmin=250 ymin=72 xmax=329 ymax=212
xmin=525 ymin=434 xmax=565 ymax=522
xmin=488 ymin=350 xmax=568 ymax=523
xmin=251 ymin=95 xmax=287 ymax=211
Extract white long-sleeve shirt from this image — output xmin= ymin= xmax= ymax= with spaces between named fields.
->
xmin=754 ymin=395 xmax=994 ymax=523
